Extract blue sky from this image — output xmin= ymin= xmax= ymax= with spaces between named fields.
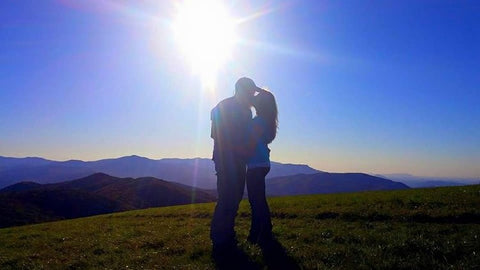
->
xmin=1 ymin=0 xmax=479 ymax=178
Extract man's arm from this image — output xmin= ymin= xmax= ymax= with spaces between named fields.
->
xmin=210 ymin=108 xmax=218 ymax=140
xmin=210 ymin=104 xmax=234 ymax=151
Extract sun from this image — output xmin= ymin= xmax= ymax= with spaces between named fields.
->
xmin=172 ymin=0 xmax=237 ymax=87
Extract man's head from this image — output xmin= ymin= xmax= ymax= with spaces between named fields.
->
xmin=234 ymin=77 xmax=260 ymax=107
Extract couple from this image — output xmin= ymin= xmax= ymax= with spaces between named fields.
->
xmin=210 ymin=77 xmax=278 ymax=255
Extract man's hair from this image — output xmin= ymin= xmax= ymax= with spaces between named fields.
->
xmin=235 ymin=77 xmax=257 ymax=95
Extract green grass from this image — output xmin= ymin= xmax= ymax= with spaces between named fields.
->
xmin=0 ymin=185 xmax=479 ymax=269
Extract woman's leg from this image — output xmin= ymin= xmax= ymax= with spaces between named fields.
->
xmin=246 ymin=167 xmax=272 ymax=243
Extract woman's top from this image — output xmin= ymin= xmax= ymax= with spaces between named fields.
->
xmin=247 ymin=116 xmax=271 ymax=169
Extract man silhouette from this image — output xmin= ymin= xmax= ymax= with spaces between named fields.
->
xmin=210 ymin=77 xmax=259 ymax=254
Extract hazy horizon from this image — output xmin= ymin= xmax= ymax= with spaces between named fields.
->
xmin=1 ymin=1 xmax=479 ymax=178
xmin=1 ymin=153 xmax=478 ymax=180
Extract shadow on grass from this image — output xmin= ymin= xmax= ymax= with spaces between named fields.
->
xmin=213 ymin=246 xmax=261 ymax=270
xmin=260 ymin=238 xmax=300 ymax=270
xmin=212 ymin=238 xmax=299 ymax=270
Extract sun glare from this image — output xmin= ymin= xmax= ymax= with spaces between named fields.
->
xmin=172 ymin=0 xmax=237 ymax=87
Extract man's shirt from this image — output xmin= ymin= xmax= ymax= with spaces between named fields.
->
xmin=211 ymin=97 xmax=252 ymax=162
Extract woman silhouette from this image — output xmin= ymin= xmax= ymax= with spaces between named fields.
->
xmin=244 ymin=88 xmax=278 ymax=244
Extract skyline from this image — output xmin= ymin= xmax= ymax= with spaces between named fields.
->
xmin=1 ymin=0 xmax=479 ymax=178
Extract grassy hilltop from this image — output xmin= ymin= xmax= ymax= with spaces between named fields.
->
xmin=0 ymin=185 xmax=479 ymax=269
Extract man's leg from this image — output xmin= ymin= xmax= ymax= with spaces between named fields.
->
xmin=210 ymin=159 xmax=246 ymax=248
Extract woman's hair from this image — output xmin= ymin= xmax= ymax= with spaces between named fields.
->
xmin=253 ymin=89 xmax=278 ymax=144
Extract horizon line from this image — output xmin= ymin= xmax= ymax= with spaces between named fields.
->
xmin=1 ymin=154 xmax=478 ymax=180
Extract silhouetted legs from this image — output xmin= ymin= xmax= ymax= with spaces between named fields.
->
xmin=246 ymin=167 xmax=272 ymax=243
xmin=211 ymin=164 xmax=298 ymax=269
xmin=210 ymin=159 xmax=246 ymax=249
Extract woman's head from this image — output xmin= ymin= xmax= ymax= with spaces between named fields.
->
xmin=253 ymin=89 xmax=278 ymax=144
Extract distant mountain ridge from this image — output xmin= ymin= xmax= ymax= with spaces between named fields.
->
xmin=377 ymin=174 xmax=479 ymax=188
xmin=0 ymin=173 xmax=215 ymax=228
xmin=266 ymin=172 xmax=409 ymax=196
xmin=0 ymin=155 xmax=321 ymax=189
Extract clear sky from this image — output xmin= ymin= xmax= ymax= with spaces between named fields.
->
xmin=1 ymin=0 xmax=479 ymax=178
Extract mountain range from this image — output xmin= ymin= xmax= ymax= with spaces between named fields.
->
xmin=2 ymin=156 xmax=475 ymax=190
xmin=0 ymin=155 xmax=320 ymax=189
xmin=0 ymin=173 xmax=215 ymax=228
xmin=0 ymin=155 xmax=414 ymax=228
xmin=0 ymin=171 xmax=409 ymax=228
xmin=266 ymin=172 xmax=408 ymax=196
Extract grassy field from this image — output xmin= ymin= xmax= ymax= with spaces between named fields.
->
xmin=0 ymin=185 xmax=479 ymax=269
